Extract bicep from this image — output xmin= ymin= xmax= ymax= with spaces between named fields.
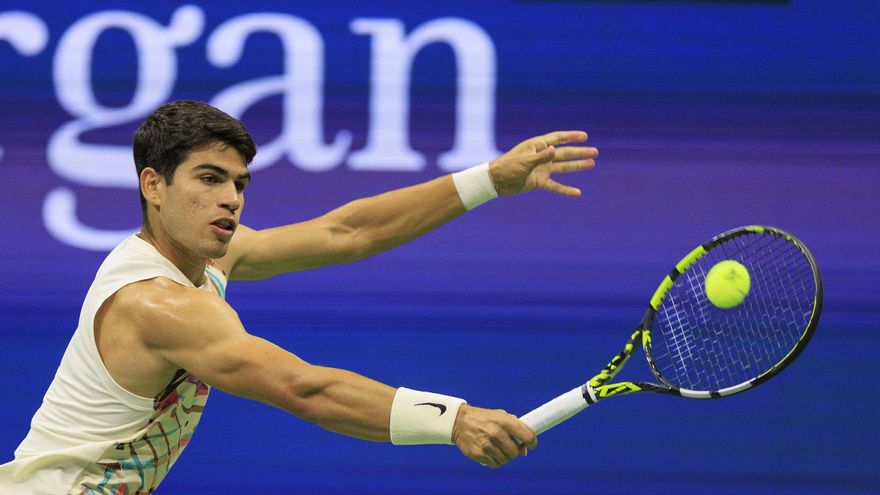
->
xmin=143 ymin=291 xmax=313 ymax=411
xmin=218 ymin=219 xmax=356 ymax=280
xmin=139 ymin=286 xmax=397 ymax=439
xmin=189 ymin=332 xmax=316 ymax=413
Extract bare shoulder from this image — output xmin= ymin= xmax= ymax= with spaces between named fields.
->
xmin=96 ymin=276 xmax=240 ymax=396
xmin=111 ymin=277 xmax=240 ymax=350
xmin=112 ymin=276 xmax=213 ymax=318
xmin=108 ymin=276 xmax=266 ymax=394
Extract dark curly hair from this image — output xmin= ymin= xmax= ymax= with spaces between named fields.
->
xmin=133 ymin=100 xmax=256 ymax=217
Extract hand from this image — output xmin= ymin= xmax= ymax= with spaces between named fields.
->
xmin=451 ymin=404 xmax=538 ymax=468
xmin=489 ymin=130 xmax=598 ymax=197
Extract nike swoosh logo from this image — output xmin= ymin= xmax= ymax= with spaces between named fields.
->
xmin=415 ymin=402 xmax=447 ymax=415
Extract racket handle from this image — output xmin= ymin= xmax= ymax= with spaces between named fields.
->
xmin=519 ymin=386 xmax=589 ymax=435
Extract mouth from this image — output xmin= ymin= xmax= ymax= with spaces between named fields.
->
xmin=210 ymin=217 xmax=237 ymax=237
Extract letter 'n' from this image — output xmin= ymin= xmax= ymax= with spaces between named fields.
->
xmin=349 ymin=18 xmax=501 ymax=172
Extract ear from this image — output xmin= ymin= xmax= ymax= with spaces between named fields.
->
xmin=140 ymin=167 xmax=165 ymax=208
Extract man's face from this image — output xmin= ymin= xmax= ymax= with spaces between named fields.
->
xmin=155 ymin=141 xmax=250 ymax=260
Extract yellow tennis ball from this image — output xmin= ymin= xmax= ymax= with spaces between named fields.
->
xmin=704 ymin=260 xmax=751 ymax=309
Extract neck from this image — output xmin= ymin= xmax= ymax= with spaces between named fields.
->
xmin=138 ymin=228 xmax=207 ymax=286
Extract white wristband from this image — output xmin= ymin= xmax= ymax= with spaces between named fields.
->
xmin=452 ymin=162 xmax=498 ymax=211
xmin=389 ymin=387 xmax=466 ymax=445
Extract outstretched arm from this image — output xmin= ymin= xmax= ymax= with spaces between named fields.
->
xmin=219 ymin=131 xmax=597 ymax=280
xmin=132 ymin=281 xmax=536 ymax=468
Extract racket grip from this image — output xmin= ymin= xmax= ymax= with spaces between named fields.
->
xmin=519 ymin=386 xmax=589 ymax=436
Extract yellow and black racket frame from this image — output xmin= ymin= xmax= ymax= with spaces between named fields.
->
xmin=581 ymin=225 xmax=823 ymax=405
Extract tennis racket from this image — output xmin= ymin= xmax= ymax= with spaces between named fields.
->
xmin=519 ymin=225 xmax=823 ymax=435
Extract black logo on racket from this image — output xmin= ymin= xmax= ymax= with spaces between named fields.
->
xmin=415 ymin=402 xmax=447 ymax=415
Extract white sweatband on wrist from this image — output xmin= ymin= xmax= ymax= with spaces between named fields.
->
xmin=452 ymin=162 xmax=498 ymax=211
xmin=389 ymin=387 xmax=466 ymax=445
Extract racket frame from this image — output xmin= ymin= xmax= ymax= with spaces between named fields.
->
xmin=520 ymin=225 xmax=823 ymax=435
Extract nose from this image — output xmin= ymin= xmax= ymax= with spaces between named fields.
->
xmin=219 ymin=182 xmax=241 ymax=213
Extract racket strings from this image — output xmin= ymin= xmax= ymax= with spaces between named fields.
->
xmin=706 ymin=233 xmax=813 ymax=385
xmin=650 ymin=232 xmax=816 ymax=391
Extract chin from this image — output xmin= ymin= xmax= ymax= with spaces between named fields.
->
xmin=201 ymin=240 xmax=231 ymax=260
xmin=208 ymin=245 xmax=231 ymax=260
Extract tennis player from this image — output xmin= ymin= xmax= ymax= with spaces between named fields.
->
xmin=0 ymin=100 xmax=598 ymax=493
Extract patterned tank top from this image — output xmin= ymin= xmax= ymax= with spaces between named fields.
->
xmin=0 ymin=235 xmax=228 ymax=495
xmin=69 ymin=370 xmax=210 ymax=494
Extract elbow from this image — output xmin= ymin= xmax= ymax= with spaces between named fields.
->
xmin=320 ymin=217 xmax=367 ymax=265
xmin=328 ymin=205 xmax=394 ymax=265
xmin=336 ymin=223 xmax=408 ymax=264
xmin=334 ymin=228 xmax=378 ymax=265
xmin=340 ymin=239 xmax=376 ymax=265
xmin=277 ymin=364 xmax=330 ymax=422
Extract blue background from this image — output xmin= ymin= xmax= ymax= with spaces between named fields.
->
xmin=1 ymin=1 xmax=879 ymax=493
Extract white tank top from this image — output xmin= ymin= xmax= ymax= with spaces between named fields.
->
xmin=0 ymin=234 xmax=227 ymax=494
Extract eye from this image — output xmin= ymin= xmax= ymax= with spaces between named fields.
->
xmin=200 ymin=175 xmax=219 ymax=184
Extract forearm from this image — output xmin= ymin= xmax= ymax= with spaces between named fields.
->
xmin=216 ymin=337 xmax=471 ymax=443
xmin=196 ymin=332 xmax=389 ymax=439
xmin=273 ymin=363 xmax=535 ymax=466
xmin=205 ymin=336 xmax=533 ymax=466
xmin=328 ymin=175 xmax=466 ymax=262
xmin=287 ymin=365 xmax=396 ymax=441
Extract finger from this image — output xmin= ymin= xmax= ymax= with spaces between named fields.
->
xmin=551 ymin=159 xmax=595 ymax=174
xmin=539 ymin=130 xmax=588 ymax=147
xmin=472 ymin=448 xmax=499 ymax=468
xmin=540 ymin=178 xmax=581 ymax=197
xmin=553 ymin=145 xmax=598 ymax=161
xmin=482 ymin=446 xmax=507 ymax=468
xmin=506 ymin=419 xmax=539 ymax=450
xmin=491 ymin=433 xmax=522 ymax=461
xmin=524 ymin=145 xmax=555 ymax=167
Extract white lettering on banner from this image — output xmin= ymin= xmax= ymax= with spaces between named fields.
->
xmin=43 ymin=189 xmax=139 ymax=251
xmin=21 ymin=6 xmax=498 ymax=250
xmin=0 ymin=11 xmax=48 ymax=55
xmin=350 ymin=18 xmax=500 ymax=172
xmin=207 ymin=13 xmax=352 ymax=173
xmin=48 ymin=5 xmax=204 ymax=187
xmin=0 ymin=11 xmax=49 ymax=163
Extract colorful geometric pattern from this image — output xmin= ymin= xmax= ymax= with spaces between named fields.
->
xmin=70 ymin=372 xmax=210 ymax=495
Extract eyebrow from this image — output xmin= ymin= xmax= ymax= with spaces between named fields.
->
xmin=193 ymin=163 xmax=251 ymax=183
